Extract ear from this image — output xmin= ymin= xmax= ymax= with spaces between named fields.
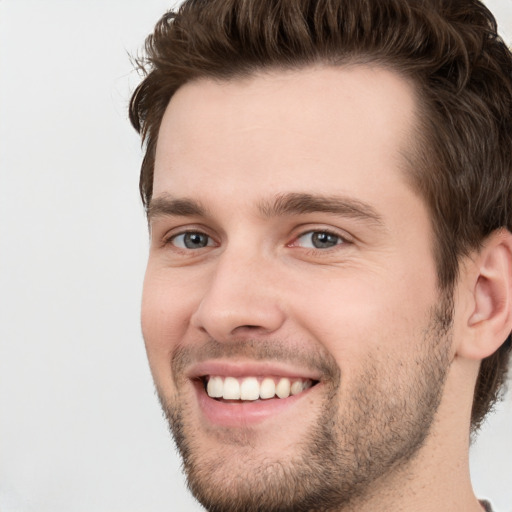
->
xmin=457 ymin=229 xmax=512 ymax=360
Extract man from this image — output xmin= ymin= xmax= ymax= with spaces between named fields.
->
xmin=129 ymin=0 xmax=512 ymax=510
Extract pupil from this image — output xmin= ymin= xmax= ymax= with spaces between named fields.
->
xmin=312 ymin=232 xmax=338 ymax=248
xmin=185 ymin=232 xmax=208 ymax=249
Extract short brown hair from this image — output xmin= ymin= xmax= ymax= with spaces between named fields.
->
xmin=129 ymin=0 xmax=512 ymax=431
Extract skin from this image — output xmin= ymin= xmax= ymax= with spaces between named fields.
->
xmin=142 ymin=65 xmax=507 ymax=511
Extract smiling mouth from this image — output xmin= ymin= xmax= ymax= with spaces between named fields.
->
xmin=201 ymin=375 xmax=319 ymax=401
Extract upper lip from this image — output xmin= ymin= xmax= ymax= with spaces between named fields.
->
xmin=186 ymin=360 xmax=323 ymax=382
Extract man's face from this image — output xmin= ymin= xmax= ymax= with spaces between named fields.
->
xmin=143 ymin=66 xmax=454 ymax=511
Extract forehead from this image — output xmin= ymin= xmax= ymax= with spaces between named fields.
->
xmin=153 ymin=65 xmax=419 ymax=208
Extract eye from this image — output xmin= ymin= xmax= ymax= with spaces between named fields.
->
xmin=293 ymin=230 xmax=345 ymax=249
xmin=170 ymin=231 xmax=215 ymax=249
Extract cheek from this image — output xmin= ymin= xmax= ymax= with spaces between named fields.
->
xmin=290 ymin=270 xmax=436 ymax=373
xmin=141 ymin=268 xmax=196 ymax=379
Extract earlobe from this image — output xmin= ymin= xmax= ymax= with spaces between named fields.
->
xmin=461 ymin=230 xmax=512 ymax=360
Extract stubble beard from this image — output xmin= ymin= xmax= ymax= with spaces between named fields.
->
xmin=158 ymin=300 xmax=453 ymax=512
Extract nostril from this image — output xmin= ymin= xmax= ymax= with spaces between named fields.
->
xmin=191 ymin=296 xmax=286 ymax=339
xmin=229 ymin=324 xmax=262 ymax=332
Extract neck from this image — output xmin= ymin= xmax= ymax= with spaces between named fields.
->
xmin=338 ymin=364 xmax=483 ymax=512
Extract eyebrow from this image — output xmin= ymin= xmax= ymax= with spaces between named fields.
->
xmin=258 ymin=192 xmax=384 ymax=226
xmin=147 ymin=192 xmax=383 ymax=227
xmin=147 ymin=196 xmax=208 ymax=220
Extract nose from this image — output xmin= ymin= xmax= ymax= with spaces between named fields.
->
xmin=190 ymin=247 xmax=286 ymax=340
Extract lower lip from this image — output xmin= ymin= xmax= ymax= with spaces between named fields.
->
xmin=194 ymin=381 xmax=316 ymax=428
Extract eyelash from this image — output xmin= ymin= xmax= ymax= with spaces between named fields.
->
xmin=165 ymin=230 xmax=217 ymax=250
xmin=163 ymin=228 xmax=350 ymax=253
xmin=289 ymin=229 xmax=348 ymax=250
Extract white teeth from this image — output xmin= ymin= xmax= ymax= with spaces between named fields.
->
xmin=207 ymin=376 xmax=223 ymax=398
xmin=259 ymin=378 xmax=276 ymax=399
xmin=290 ymin=380 xmax=303 ymax=395
xmin=276 ymin=378 xmax=291 ymax=398
xmin=240 ymin=377 xmax=260 ymax=400
xmin=205 ymin=376 xmax=313 ymax=400
xmin=223 ymin=377 xmax=241 ymax=399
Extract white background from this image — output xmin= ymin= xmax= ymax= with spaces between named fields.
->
xmin=0 ymin=1 xmax=511 ymax=511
